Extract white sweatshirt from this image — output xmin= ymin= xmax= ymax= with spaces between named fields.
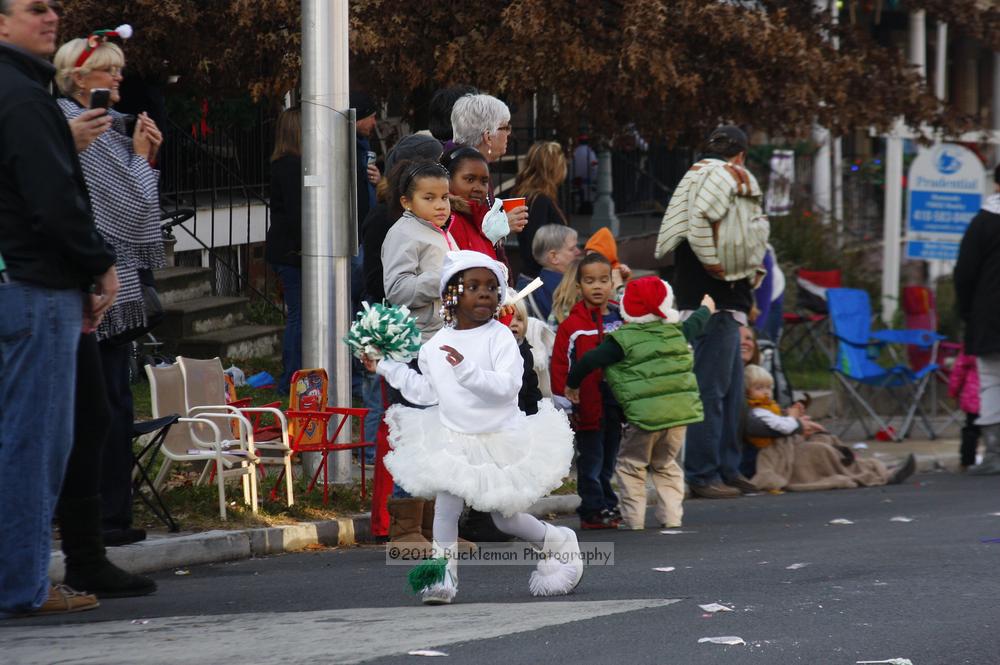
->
xmin=377 ymin=319 xmax=524 ymax=434
xmin=750 ymin=407 xmax=800 ymax=435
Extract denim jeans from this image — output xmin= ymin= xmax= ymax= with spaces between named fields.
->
xmin=575 ymin=387 xmax=623 ymax=518
xmin=361 ymin=370 xmax=384 ymax=464
xmin=684 ymin=312 xmax=745 ymax=487
xmin=0 ymin=282 xmax=83 ymax=615
xmin=272 ymin=264 xmax=302 ymax=395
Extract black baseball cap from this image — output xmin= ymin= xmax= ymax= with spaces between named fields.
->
xmin=708 ymin=125 xmax=749 ymax=152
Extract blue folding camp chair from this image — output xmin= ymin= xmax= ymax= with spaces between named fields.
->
xmin=826 ymin=288 xmax=944 ymax=442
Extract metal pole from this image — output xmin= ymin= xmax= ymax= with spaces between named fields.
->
xmin=811 ymin=0 xmax=832 ymax=224
xmin=881 ymin=10 xmax=926 ymax=324
xmin=302 ymin=0 xmax=354 ymax=483
xmin=926 ymin=21 xmax=950 ymax=285
xmin=935 ymin=22 xmax=948 ymax=102
xmin=831 ymin=0 xmax=844 ymax=239
xmin=590 ymin=148 xmax=619 ymax=236
xmin=910 ymin=10 xmax=927 ymax=79
xmin=882 ymin=121 xmax=904 ymax=325
xmin=812 ymin=124 xmax=832 ymax=223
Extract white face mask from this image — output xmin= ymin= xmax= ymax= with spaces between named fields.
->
xmin=481 ymin=199 xmax=510 ymax=244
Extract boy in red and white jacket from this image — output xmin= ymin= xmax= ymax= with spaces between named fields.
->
xmin=551 ymin=253 xmax=624 ymax=529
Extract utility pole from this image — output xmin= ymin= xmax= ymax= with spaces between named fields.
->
xmin=301 ymin=0 xmax=353 ymax=482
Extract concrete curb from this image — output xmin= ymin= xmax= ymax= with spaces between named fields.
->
xmin=47 ymin=447 xmax=953 ymax=580
xmin=48 ymin=494 xmax=580 ymax=581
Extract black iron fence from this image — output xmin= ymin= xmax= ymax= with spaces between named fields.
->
xmin=159 ymin=108 xmax=281 ymax=314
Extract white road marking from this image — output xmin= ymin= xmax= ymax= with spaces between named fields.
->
xmin=0 ymin=598 xmax=682 ymax=665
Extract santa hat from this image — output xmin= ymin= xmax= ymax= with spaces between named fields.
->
xmin=439 ymin=250 xmax=508 ymax=303
xmin=74 ymin=25 xmax=133 ymax=68
xmin=621 ymin=276 xmax=680 ymax=324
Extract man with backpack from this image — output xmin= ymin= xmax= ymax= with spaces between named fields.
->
xmin=654 ymin=125 xmax=770 ymax=499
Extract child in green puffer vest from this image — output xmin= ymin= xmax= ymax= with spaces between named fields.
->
xmin=565 ymin=276 xmax=712 ymax=529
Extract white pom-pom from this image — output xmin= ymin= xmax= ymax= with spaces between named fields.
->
xmin=529 ymin=557 xmax=578 ymax=597
xmin=115 ymin=24 xmax=133 ymax=39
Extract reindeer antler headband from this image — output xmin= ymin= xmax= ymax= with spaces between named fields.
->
xmin=74 ymin=24 xmax=133 ymax=68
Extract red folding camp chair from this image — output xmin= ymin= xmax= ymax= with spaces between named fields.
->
xmin=901 ymin=285 xmax=963 ymax=429
xmin=270 ymin=369 xmax=375 ymax=505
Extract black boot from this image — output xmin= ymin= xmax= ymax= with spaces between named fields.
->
xmin=960 ymin=415 xmax=980 ymax=469
xmin=57 ymin=496 xmax=157 ymax=598
xmin=888 ymin=453 xmax=917 ymax=485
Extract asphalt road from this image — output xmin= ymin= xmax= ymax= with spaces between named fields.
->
xmin=5 ymin=472 xmax=1000 ymax=665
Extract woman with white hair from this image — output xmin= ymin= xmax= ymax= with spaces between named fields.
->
xmin=49 ymin=27 xmax=162 ymax=598
xmin=451 ymin=93 xmax=512 ymax=162
xmin=450 ymin=94 xmax=528 ymax=253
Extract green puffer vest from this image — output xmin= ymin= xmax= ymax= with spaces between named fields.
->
xmin=605 ymin=322 xmax=704 ymax=431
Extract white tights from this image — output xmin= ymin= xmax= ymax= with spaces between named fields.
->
xmin=432 ymin=491 xmax=547 ymax=551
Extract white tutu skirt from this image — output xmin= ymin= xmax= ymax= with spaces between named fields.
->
xmin=384 ymin=400 xmax=574 ymax=516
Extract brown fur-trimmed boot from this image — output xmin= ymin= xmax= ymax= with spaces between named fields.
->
xmin=387 ymin=497 xmax=434 ymax=558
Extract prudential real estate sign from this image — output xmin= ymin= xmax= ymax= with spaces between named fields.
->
xmin=906 ymin=143 xmax=985 ymax=261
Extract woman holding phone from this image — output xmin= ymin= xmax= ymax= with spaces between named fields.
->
xmin=48 ymin=28 xmax=163 ymax=597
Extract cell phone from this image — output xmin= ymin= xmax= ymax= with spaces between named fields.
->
xmin=90 ymin=88 xmax=111 ymax=110
xmin=122 ymin=114 xmax=137 ymax=136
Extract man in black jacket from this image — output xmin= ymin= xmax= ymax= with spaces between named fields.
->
xmin=955 ymin=164 xmax=1000 ymax=475
xmin=0 ymin=0 xmax=118 ymax=617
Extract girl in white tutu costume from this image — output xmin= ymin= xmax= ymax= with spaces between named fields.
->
xmin=364 ymin=250 xmax=582 ymax=605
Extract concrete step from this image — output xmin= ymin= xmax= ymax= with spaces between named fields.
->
xmin=159 ymin=296 xmax=248 ymax=338
xmin=154 ymin=266 xmax=212 ymax=305
xmin=175 ymin=324 xmax=284 ymax=360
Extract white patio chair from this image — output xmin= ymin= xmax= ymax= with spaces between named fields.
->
xmin=146 ymin=363 xmax=258 ymax=519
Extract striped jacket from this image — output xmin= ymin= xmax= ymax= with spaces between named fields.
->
xmin=655 ymin=158 xmax=770 ymax=282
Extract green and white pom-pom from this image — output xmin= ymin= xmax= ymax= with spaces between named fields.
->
xmin=344 ymin=301 xmax=422 ymax=362
xmin=407 ymin=557 xmax=447 ymax=594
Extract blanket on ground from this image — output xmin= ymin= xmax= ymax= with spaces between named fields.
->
xmin=751 ymin=433 xmax=891 ymax=491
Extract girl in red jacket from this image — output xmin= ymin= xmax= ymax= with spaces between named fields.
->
xmin=551 ymin=253 xmax=624 ymax=529
xmin=442 ymin=147 xmax=502 ymax=261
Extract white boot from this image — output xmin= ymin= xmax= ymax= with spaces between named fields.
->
xmin=529 ymin=523 xmax=584 ymax=597
xmin=409 ymin=542 xmax=458 ymax=605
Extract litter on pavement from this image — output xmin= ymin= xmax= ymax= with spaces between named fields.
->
xmin=698 ymin=603 xmax=734 ymax=613
xmin=652 ymin=567 xmax=676 ymax=572
xmin=408 ymin=650 xmax=448 ymax=657
xmin=659 ymin=529 xmax=694 ymax=535
xmin=698 ymin=636 xmax=745 ymax=645
xmin=174 ymin=569 xmax=191 ymax=576
xmin=889 ymin=516 xmax=914 ymax=522
xmin=829 ymin=518 xmax=854 ymax=525
xmin=856 ymin=659 xmax=914 ymax=664
xmin=785 ymin=563 xmax=809 ymax=570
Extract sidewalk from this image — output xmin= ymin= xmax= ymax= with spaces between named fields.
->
xmin=49 ymin=435 xmax=959 ymax=582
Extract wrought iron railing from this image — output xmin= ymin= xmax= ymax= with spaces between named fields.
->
xmin=158 ymin=109 xmax=283 ymax=315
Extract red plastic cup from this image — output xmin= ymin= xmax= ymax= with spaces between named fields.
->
xmin=501 ymin=197 xmax=526 ymax=212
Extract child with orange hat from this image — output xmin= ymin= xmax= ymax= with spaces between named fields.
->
xmin=584 ymin=227 xmax=632 ymax=296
